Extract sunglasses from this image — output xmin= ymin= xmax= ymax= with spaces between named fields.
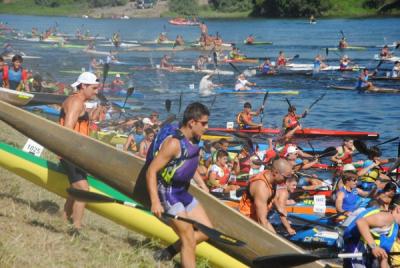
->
xmin=195 ymin=120 xmax=208 ymax=126
xmin=280 ymin=173 xmax=293 ymax=180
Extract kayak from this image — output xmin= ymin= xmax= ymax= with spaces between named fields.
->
xmin=103 ymin=89 xmax=144 ymax=99
xmin=374 ymin=55 xmax=400 ymax=62
xmin=207 ymin=127 xmax=379 ymax=139
xmin=60 ymin=70 xmax=130 ymax=75
xmin=0 ymin=100 xmax=323 ymax=267
xmin=243 ymin=40 xmax=273 ymax=45
xmin=140 ymin=40 xmax=176 ymax=45
xmin=82 ymin=49 xmax=115 ymax=56
xmin=0 ymin=142 xmax=245 ymax=268
xmin=0 ymin=87 xmax=33 ymax=106
xmin=156 ymin=66 xmax=234 ymax=76
xmin=223 ymin=58 xmax=259 ymax=64
xmin=169 ymin=18 xmax=200 ymax=26
xmin=214 ymin=88 xmax=299 ymax=95
xmin=328 ymin=85 xmax=400 ymax=94
xmin=3 ymin=54 xmax=41 ymax=60
xmin=327 ymin=46 xmax=367 ymax=51
xmin=40 ymin=44 xmax=87 ymax=49
xmin=98 ymin=42 xmax=140 ymax=48
xmin=370 ymin=76 xmax=400 ymax=81
xmin=28 ymin=92 xmax=67 ymax=106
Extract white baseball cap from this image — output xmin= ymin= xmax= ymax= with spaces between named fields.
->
xmin=142 ymin=118 xmax=154 ymax=126
xmin=284 ymin=145 xmax=298 ymax=157
xmin=343 ymin=164 xmax=356 ymax=172
xmin=115 ymin=73 xmax=121 ymax=78
xmin=71 ymin=72 xmax=99 ymax=88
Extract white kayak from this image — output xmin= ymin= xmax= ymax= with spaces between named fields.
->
xmin=82 ymin=49 xmax=116 ymax=56
xmin=3 ymin=54 xmax=41 ymax=60
xmin=99 ymin=43 xmax=140 ymax=48
xmin=0 ymin=87 xmax=33 ymax=106
xmin=374 ymin=54 xmax=400 ymax=62
xmin=157 ymin=66 xmax=234 ymax=75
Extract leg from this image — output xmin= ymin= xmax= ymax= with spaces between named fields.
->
xmin=70 ymin=179 xmax=89 ymax=229
xmin=63 ymin=197 xmax=73 ymax=222
xmin=186 ymin=202 xmax=212 ymax=245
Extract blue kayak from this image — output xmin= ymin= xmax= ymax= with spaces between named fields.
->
xmin=214 ymin=88 xmax=299 ymax=95
xmin=103 ymin=89 xmax=145 ymax=99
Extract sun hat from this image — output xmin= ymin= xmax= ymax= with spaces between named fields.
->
xmin=71 ymin=72 xmax=99 ymax=88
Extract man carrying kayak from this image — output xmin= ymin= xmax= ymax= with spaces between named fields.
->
xmin=236 ymin=102 xmax=263 ymax=129
xmin=356 ymin=68 xmax=373 ymax=89
xmin=59 ymin=72 xmax=99 ymax=232
xmin=245 ymin=34 xmax=255 ymax=44
xmin=235 ymin=73 xmax=256 ymax=91
xmin=239 ymin=158 xmax=294 ymax=233
xmin=146 ymin=102 xmax=212 ymax=267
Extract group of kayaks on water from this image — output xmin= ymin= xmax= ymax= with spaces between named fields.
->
xmin=2 ymin=20 xmax=400 ymax=268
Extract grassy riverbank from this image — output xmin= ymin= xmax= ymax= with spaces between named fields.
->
xmin=1 ymin=0 xmax=399 ymax=18
xmin=0 ymin=121 xmax=209 ymax=267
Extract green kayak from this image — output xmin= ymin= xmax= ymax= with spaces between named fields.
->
xmin=243 ymin=40 xmax=273 ymax=45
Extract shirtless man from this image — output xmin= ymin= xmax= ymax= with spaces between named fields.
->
xmin=160 ymin=55 xmax=173 ymax=70
xmin=59 ymin=72 xmax=99 ymax=232
xmin=239 ymin=159 xmax=294 ymax=233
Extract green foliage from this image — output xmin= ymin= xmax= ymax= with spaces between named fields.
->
xmin=210 ymin=0 xmax=254 ymax=12
xmin=253 ymin=0 xmax=332 ymax=17
xmin=363 ymin=0 xmax=385 ymax=8
xmin=169 ymin=0 xmax=199 ymax=16
xmin=34 ymin=0 xmax=77 ymax=8
xmin=88 ymin=0 xmax=128 ymax=8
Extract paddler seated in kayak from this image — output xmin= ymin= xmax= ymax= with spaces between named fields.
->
xmin=336 ymin=172 xmax=369 ymax=216
xmin=274 ymin=176 xmax=298 ymax=235
xmin=380 ymin=45 xmax=393 ymax=59
xmin=339 ymin=55 xmax=352 ymax=70
xmin=110 ymin=73 xmax=124 ymax=94
xmin=245 ymin=34 xmax=255 ymax=44
xmin=238 ymin=158 xmax=294 ymax=233
xmin=276 ymin=51 xmax=288 ymax=67
xmin=3 ymin=54 xmax=30 ymax=92
xmin=112 ymin=32 xmax=121 ymax=48
xmin=391 ymin=61 xmax=400 ymax=78
xmin=147 ymin=102 xmax=213 ymax=266
xmin=160 ymin=55 xmax=174 ymax=71
xmin=206 ymin=150 xmax=240 ymax=193
xmin=174 ymin=35 xmax=185 ymax=46
xmin=123 ymin=120 xmax=144 ymax=153
xmin=236 ymin=102 xmax=263 ymax=129
xmin=331 ymin=138 xmax=355 ymax=166
xmin=345 ymin=194 xmax=400 ymax=268
xmin=280 ymin=144 xmax=318 ymax=171
xmin=0 ymin=56 xmax=9 ymax=88
xmin=309 ymin=15 xmax=316 ymax=24
xmin=195 ymin=55 xmax=208 ymax=70
xmin=235 ymin=73 xmax=256 ymax=91
xmin=354 ymin=146 xmax=391 ymax=191
xmin=338 ymin=37 xmax=348 ymax=49
xmin=313 ymin=54 xmax=328 ymax=72
xmin=258 ymin=58 xmax=275 ymax=75
xmin=355 ymin=68 xmax=374 ymax=90
xmin=213 ymin=33 xmax=223 ymax=48
xmin=158 ymin=32 xmax=168 ymax=43
xmin=282 ymin=105 xmax=307 ymax=140
xmin=199 ymin=73 xmax=219 ymax=96
xmin=59 ymin=72 xmax=99 ymax=232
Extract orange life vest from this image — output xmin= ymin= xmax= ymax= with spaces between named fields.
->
xmin=239 ymin=171 xmax=275 ymax=221
xmin=59 ymin=108 xmax=89 ymax=136
xmin=236 ymin=112 xmax=252 ymax=129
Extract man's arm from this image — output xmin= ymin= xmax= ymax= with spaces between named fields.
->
xmin=252 ymin=182 xmax=276 ymax=233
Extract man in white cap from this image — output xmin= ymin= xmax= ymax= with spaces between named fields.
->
xmin=142 ymin=117 xmax=154 ymax=130
xmin=111 ymin=73 xmax=124 ymax=95
xmin=59 ymin=72 xmax=99 ymax=234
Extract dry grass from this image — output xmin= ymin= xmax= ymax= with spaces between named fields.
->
xmin=0 ymin=121 xmax=210 ymax=268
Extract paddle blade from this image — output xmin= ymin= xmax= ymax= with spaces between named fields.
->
xmin=319 ymin=146 xmax=337 ymax=158
xmin=67 ymin=188 xmax=115 ymax=203
xmin=193 ymin=222 xmax=246 ymax=247
xmin=292 ymin=54 xmax=299 ymax=60
xmin=127 ymin=87 xmax=135 ymax=97
xmin=325 ymin=47 xmax=329 ymax=56
xmin=253 ymin=253 xmax=320 ymax=267
xmin=213 ymin=51 xmax=218 ymax=66
xmin=354 ymin=140 xmax=369 ymax=155
xmin=102 ymin=63 xmax=110 ymax=85
xmin=165 ymin=99 xmax=172 ymax=113
xmin=178 ymin=92 xmax=183 ymax=114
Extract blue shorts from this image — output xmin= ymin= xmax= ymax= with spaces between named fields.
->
xmin=158 ymin=180 xmax=198 ymax=215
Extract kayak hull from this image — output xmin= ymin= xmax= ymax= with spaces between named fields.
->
xmin=0 ymin=100 xmax=322 ymax=267
xmin=0 ymin=87 xmax=33 ymax=106
xmin=329 ymin=85 xmax=400 ymax=94
xmin=214 ymin=88 xmax=299 ymax=95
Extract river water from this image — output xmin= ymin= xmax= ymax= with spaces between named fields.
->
xmin=0 ymin=15 xmax=399 ymax=155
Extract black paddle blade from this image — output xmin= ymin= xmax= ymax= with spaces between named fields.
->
xmin=193 ymin=222 xmax=246 ymax=247
xmin=102 ymin=63 xmax=110 ymax=84
xmin=165 ymin=99 xmax=172 ymax=113
xmin=292 ymin=54 xmax=299 ymax=60
xmin=354 ymin=140 xmax=369 ymax=155
xmin=285 ymin=98 xmax=292 ymax=108
xmin=127 ymin=87 xmax=135 ymax=97
xmin=252 ymin=253 xmax=320 ymax=267
xmin=325 ymin=47 xmax=329 ymax=56
xmin=320 ymin=146 xmax=337 ymax=157
xmin=67 ymin=188 xmax=115 ymax=203
xmin=213 ymin=51 xmax=218 ymax=66
xmin=178 ymin=92 xmax=183 ymax=114
xmin=262 ymin=91 xmax=269 ymax=106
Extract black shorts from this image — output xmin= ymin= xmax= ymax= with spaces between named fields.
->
xmin=60 ymin=159 xmax=87 ymax=184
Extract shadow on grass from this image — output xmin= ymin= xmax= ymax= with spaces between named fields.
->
xmin=0 ymin=192 xmax=60 ymax=215
xmin=27 ymin=219 xmax=62 ymax=233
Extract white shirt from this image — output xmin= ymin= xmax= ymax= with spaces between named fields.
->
xmin=235 ymin=78 xmax=249 ymax=91
xmin=199 ymin=75 xmax=215 ymax=95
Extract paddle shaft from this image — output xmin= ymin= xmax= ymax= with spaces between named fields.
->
xmin=260 ymin=91 xmax=269 ymax=124
xmin=118 ymin=87 xmax=135 ymax=119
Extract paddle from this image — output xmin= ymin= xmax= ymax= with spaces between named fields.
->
xmin=67 ymin=188 xmax=245 ymax=247
xmin=165 ymin=99 xmax=172 ymax=113
xmin=178 ymin=91 xmax=183 ymax=114
xmin=397 ymin=139 xmax=400 ymax=180
xmin=97 ymin=62 xmax=110 ymax=104
xmin=302 ymin=93 xmax=326 ymax=118
xmin=212 ymin=50 xmax=222 ymax=83
xmin=210 ymin=95 xmax=217 ymax=110
xmin=253 ymin=251 xmax=400 ymax=267
xmin=228 ymin=62 xmax=241 ymax=73
xmin=118 ymin=87 xmax=135 ymax=119
xmin=259 ymin=91 xmax=269 ymax=124
xmin=354 ymin=137 xmax=400 ymax=156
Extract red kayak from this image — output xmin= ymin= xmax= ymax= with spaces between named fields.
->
xmin=207 ymin=127 xmax=379 ymax=139
xmin=169 ymin=18 xmax=200 ymax=26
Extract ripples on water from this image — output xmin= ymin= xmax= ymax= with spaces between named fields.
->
xmin=1 ymin=15 xmax=399 ymax=156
